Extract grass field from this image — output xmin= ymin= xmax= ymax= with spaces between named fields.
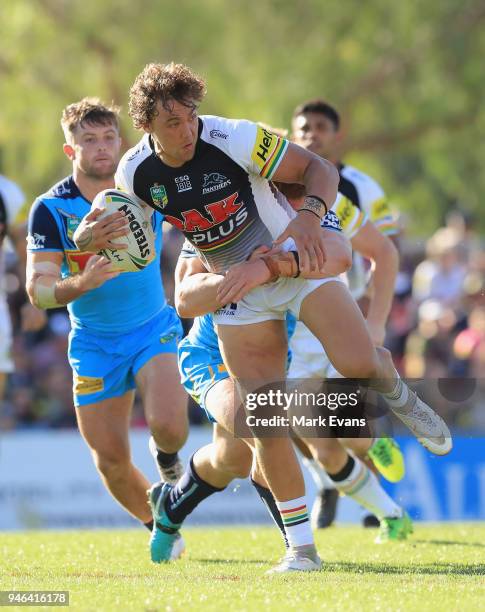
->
xmin=1 ymin=525 xmax=484 ymax=611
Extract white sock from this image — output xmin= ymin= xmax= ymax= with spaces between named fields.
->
xmin=381 ymin=373 xmax=410 ymax=410
xmin=276 ymin=496 xmax=314 ymax=548
xmin=329 ymin=456 xmax=402 ymax=520
xmin=302 ymin=456 xmax=335 ymax=490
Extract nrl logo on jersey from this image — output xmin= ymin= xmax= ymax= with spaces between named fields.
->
xmin=150 ymin=183 xmax=168 ymax=208
xmin=202 ymin=173 xmax=231 ymax=195
xmin=57 ymin=208 xmax=81 ymax=240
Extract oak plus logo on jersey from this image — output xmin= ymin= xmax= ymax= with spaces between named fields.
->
xmin=163 ymin=191 xmax=249 ymax=247
xmin=175 ymin=175 xmax=192 ymax=193
xmin=202 ymin=173 xmax=231 ymax=195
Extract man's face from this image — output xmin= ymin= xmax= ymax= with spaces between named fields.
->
xmin=65 ymin=121 xmax=121 ymax=179
xmin=291 ymin=112 xmax=339 ymax=160
xmin=147 ymin=99 xmax=199 ymax=167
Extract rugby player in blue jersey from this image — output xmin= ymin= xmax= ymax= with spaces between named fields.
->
xmin=26 ymin=99 xmax=187 ymax=557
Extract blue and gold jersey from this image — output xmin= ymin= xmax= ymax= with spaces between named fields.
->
xmin=27 ymin=175 xmax=166 ymax=334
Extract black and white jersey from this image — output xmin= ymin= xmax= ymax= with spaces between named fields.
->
xmin=336 ymin=163 xmax=398 ymax=299
xmin=338 ymin=163 xmax=397 ymax=236
xmin=116 ymin=116 xmax=295 ymax=273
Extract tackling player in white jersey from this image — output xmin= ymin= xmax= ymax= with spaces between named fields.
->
xmin=288 ymin=99 xmax=404 ymax=528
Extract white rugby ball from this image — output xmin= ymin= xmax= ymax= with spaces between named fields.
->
xmin=92 ymin=189 xmax=155 ymax=272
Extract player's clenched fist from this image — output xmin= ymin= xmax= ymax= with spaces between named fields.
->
xmin=73 ymin=208 xmax=129 ymax=252
xmin=80 ymin=255 xmax=121 ymax=290
xmin=274 ymin=211 xmax=326 ymax=275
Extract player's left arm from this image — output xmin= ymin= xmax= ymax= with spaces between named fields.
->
xmin=351 ymin=220 xmax=399 ymax=346
xmin=175 ymin=255 xmax=224 ymax=318
xmin=218 ymin=120 xmax=338 ymax=275
xmin=271 ymin=143 xmax=339 ymax=274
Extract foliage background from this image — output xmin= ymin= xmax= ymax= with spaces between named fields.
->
xmin=1 ymin=0 xmax=483 ymax=233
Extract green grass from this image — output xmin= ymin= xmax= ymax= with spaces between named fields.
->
xmin=1 ymin=525 xmax=484 ymax=611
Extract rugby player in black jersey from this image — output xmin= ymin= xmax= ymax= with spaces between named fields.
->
xmin=79 ymin=62 xmax=452 ymax=573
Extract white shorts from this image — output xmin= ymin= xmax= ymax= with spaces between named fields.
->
xmin=0 ymin=297 xmax=14 ymax=373
xmin=288 ymin=320 xmax=343 ymax=380
xmin=213 ymin=276 xmax=343 ymax=326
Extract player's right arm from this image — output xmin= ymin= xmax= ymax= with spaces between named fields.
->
xmin=26 ymin=251 xmax=120 ymax=309
xmin=26 ymin=198 xmax=120 ymax=309
xmin=174 ymin=242 xmax=272 ymax=318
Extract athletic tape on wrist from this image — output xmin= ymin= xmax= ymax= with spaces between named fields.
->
xmin=27 ymin=260 xmax=62 ymax=309
xmin=299 ymin=194 xmax=328 ymax=219
xmin=261 ymin=251 xmax=300 ymax=282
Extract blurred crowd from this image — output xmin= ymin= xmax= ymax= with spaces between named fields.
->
xmin=1 ymin=210 xmax=484 ymax=432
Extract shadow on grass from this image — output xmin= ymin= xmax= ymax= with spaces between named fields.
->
xmin=413 ymin=539 xmax=485 ymax=549
xmin=194 ymin=559 xmax=266 ymax=565
xmin=191 ymin=558 xmax=484 ymax=576
xmin=323 ymin=561 xmax=485 ymax=576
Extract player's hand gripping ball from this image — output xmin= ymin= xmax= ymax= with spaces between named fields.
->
xmin=92 ymin=189 xmax=155 ymax=272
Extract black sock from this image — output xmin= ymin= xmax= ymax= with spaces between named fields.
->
xmin=165 ymin=454 xmax=225 ymax=524
xmin=156 ymin=450 xmax=179 ymax=468
xmin=327 ymin=454 xmax=355 ymax=482
xmin=251 ymin=477 xmax=289 ymax=548
xmin=144 ymin=520 xmax=154 ymax=531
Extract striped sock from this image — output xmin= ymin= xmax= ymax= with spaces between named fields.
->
xmin=328 ymin=455 xmax=401 ymax=520
xmin=382 ymin=374 xmax=410 ymax=410
xmin=276 ymin=497 xmax=313 ymax=548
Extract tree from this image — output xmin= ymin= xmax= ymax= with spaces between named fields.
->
xmin=1 ymin=0 xmax=483 ymax=232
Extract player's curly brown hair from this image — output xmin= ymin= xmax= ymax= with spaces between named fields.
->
xmin=129 ymin=62 xmax=206 ymax=130
xmin=61 ymin=97 xmax=120 ymax=140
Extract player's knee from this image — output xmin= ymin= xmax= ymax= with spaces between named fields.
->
xmin=147 ymin=414 xmax=188 ymax=451
xmin=253 ymin=437 xmax=292 ymax=457
xmin=212 ymin=445 xmax=251 ymax=479
xmin=336 ymin=350 xmax=381 ymax=379
xmin=93 ymin=449 xmax=130 ymax=480
xmin=310 ymin=442 xmax=346 ymax=473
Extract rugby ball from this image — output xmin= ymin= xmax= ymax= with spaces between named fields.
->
xmin=92 ymin=189 xmax=155 ymax=272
